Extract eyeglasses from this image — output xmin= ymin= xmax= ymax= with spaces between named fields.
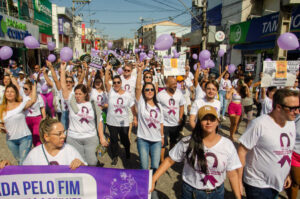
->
xmin=145 ymin=88 xmax=154 ymax=92
xmin=113 ymin=81 xmax=121 ymax=85
xmin=49 ymin=161 xmax=59 ymax=165
xmin=145 ymin=76 xmax=152 ymax=79
xmin=280 ymin=104 xmax=300 ymax=112
xmin=66 ymin=81 xmax=73 ymax=84
xmin=49 ymin=131 xmax=66 ymax=137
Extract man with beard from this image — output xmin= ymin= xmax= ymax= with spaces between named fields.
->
xmin=189 ymin=80 xmax=221 ymax=129
xmin=157 ymin=77 xmax=185 ymax=162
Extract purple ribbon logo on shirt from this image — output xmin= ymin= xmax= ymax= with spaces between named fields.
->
xmin=278 ymin=133 xmax=291 ymax=167
xmin=64 ymin=102 xmax=68 ymax=111
xmin=124 ymin=84 xmax=130 ymax=91
xmin=148 ymin=109 xmax=158 ymax=128
xmin=28 ymin=108 xmax=33 ymax=114
xmin=201 ymin=152 xmax=218 ymax=187
xmin=79 ymin=106 xmax=89 ymax=124
xmin=115 ymin=97 xmax=124 ymax=114
xmin=97 ymin=95 xmax=103 ymax=106
xmin=168 ymin=98 xmax=176 ymax=115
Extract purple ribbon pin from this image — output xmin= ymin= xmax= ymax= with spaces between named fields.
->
xmin=278 ymin=133 xmax=291 ymax=167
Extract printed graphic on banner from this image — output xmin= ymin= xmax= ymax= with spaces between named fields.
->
xmin=0 ymin=166 xmax=152 ymax=199
xmin=261 ymin=61 xmax=299 ymax=87
xmin=245 ymin=64 xmax=254 ymax=72
xmin=163 ymin=58 xmax=185 ymax=76
xmin=89 ymin=56 xmax=104 ymax=70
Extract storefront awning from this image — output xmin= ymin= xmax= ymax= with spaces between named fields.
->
xmin=233 ymin=41 xmax=275 ymax=50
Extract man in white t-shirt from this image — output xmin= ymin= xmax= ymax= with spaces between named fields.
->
xmin=190 ymin=80 xmax=221 ymax=129
xmin=238 ymin=89 xmax=299 ymax=199
xmin=157 ymin=76 xmax=185 ymax=162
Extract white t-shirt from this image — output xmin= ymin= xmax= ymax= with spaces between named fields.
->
xmin=260 ymin=97 xmax=273 ymax=115
xmin=106 ymin=89 xmax=134 ymax=127
xmin=190 ymin=98 xmax=221 ymax=116
xmin=0 ymin=85 xmax=5 ymax=105
xmin=219 ymin=78 xmax=231 ymax=91
xmin=232 ymin=79 xmax=238 ymax=88
xmin=90 ymin=88 xmax=107 ymax=107
xmin=4 ymin=99 xmax=31 ymax=140
xmin=23 ymin=144 xmax=87 ymax=165
xmin=23 ymin=94 xmax=44 ymax=117
xmin=239 ymin=114 xmax=296 ymax=192
xmin=170 ymin=136 xmax=241 ymax=190
xmin=17 ymin=78 xmax=26 ymax=88
xmin=36 ymin=73 xmax=53 ymax=94
xmin=157 ymin=89 xmax=185 ymax=127
xmin=196 ymin=84 xmax=206 ymax=100
xmin=294 ymin=114 xmax=300 ymax=154
xmin=188 ymin=71 xmax=194 ymax=80
xmin=68 ymin=101 xmax=100 ymax=139
xmin=121 ymin=75 xmax=136 ymax=98
xmin=184 ymin=77 xmax=193 ymax=89
xmin=137 ymin=97 xmax=163 ymax=142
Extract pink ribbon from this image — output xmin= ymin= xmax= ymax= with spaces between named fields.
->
xmin=28 ymin=109 xmax=33 ymax=114
xmin=79 ymin=118 xmax=89 ymax=124
xmin=278 ymin=133 xmax=291 ymax=167
xmin=201 ymin=175 xmax=218 ymax=187
xmin=115 ymin=108 xmax=123 ymax=114
xmin=278 ymin=155 xmax=291 ymax=167
xmin=168 ymin=109 xmax=176 ymax=115
xmin=148 ymin=122 xmax=157 ymax=128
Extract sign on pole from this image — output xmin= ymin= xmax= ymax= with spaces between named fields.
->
xmin=163 ymin=58 xmax=186 ymax=76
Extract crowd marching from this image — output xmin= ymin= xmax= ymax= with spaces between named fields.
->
xmin=0 ymin=52 xmax=299 ymax=199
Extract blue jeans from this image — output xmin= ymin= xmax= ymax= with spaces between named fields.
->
xmin=137 ymin=138 xmax=161 ymax=173
xmin=181 ymin=181 xmax=224 ymax=199
xmin=244 ymin=182 xmax=279 ymax=199
xmin=7 ymin=135 xmax=32 ymax=165
xmin=219 ymin=90 xmax=228 ymax=117
xmin=61 ymin=111 xmax=69 ymax=130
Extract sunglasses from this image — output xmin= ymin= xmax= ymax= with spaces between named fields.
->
xmin=280 ymin=104 xmax=300 ymax=112
xmin=23 ymin=87 xmax=29 ymax=91
xmin=124 ymin=69 xmax=131 ymax=72
xmin=145 ymin=76 xmax=152 ymax=79
xmin=66 ymin=81 xmax=73 ymax=84
xmin=113 ymin=81 xmax=121 ymax=85
xmin=145 ymin=88 xmax=154 ymax=92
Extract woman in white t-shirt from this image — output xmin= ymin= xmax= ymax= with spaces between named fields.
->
xmin=104 ymin=64 xmax=136 ymax=166
xmin=0 ymin=83 xmax=37 ymax=164
xmin=217 ymin=67 xmax=231 ymax=120
xmin=260 ymin=86 xmax=277 ymax=115
xmin=22 ymin=80 xmax=46 ymax=146
xmin=150 ymin=105 xmax=241 ymax=199
xmin=23 ymin=117 xmax=86 ymax=168
xmin=136 ymin=64 xmax=164 ymax=173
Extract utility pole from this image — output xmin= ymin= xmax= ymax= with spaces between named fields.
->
xmin=202 ymin=0 xmax=207 ymax=50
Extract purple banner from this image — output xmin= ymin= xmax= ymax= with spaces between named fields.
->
xmin=0 ymin=166 xmax=151 ymax=199
xmin=58 ymin=17 xmax=64 ymax=34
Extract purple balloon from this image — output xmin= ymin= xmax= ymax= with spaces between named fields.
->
xmin=148 ymin=53 xmax=153 ymax=59
xmin=134 ymin=49 xmax=139 ymax=54
xmin=193 ymin=63 xmax=198 ymax=71
xmin=139 ymin=52 xmax=146 ymax=62
xmin=228 ymin=64 xmax=236 ymax=74
xmin=154 ymin=34 xmax=173 ymax=51
xmin=192 ymin=53 xmax=198 ymax=60
xmin=107 ymin=42 xmax=113 ymax=49
xmin=172 ymin=49 xmax=177 ymax=54
xmin=48 ymin=54 xmax=56 ymax=62
xmin=199 ymin=50 xmax=211 ymax=61
xmin=60 ymin=47 xmax=73 ymax=62
xmin=174 ymin=52 xmax=180 ymax=58
xmin=41 ymin=84 xmax=48 ymax=92
xmin=218 ymin=49 xmax=225 ymax=57
xmin=265 ymin=58 xmax=272 ymax=61
xmin=126 ymin=54 xmax=130 ymax=59
xmin=139 ymin=45 xmax=142 ymax=49
xmin=0 ymin=46 xmax=13 ymax=60
xmin=24 ymin=36 xmax=40 ymax=49
xmin=207 ymin=59 xmax=215 ymax=68
xmin=117 ymin=67 xmax=123 ymax=75
xmin=277 ymin=32 xmax=299 ymax=50
xmin=148 ymin=50 xmax=153 ymax=55
xmin=47 ymin=42 xmax=55 ymax=51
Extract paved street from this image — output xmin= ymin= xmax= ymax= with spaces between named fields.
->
xmin=0 ymin=113 xmax=293 ymax=199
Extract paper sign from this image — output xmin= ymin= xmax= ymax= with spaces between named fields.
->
xmin=163 ymin=58 xmax=186 ymax=76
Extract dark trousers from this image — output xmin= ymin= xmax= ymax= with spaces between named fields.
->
xmin=244 ymin=182 xmax=279 ymax=199
xmin=107 ymin=125 xmax=130 ymax=158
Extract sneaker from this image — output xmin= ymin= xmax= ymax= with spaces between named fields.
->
xmin=111 ymin=157 xmax=118 ymax=165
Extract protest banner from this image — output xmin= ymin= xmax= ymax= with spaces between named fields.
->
xmin=0 ymin=166 xmax=152 ymax=199
xmin=163 ymin=58 xmax=186 ymax=76
xmin=261 ymin=61 xmax=299 ymax=87
xmin=89 ymin=56 xmax=104 ymax=70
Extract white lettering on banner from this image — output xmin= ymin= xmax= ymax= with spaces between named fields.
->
xmin=292 ymin=14 xmax=300 ymax=28
xmin=262 ymin=20 xmax=278 ymax=34
xmin=0 ymin=173 xmax=97 ymax=198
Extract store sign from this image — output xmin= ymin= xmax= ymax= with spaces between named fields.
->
xmin=230 ymin=5 xmax=300 ymax=44
xmin=33 ymin=0 xmax=52 ymax=34
xmin=215 ymin=31 xmax=225 ymax=42
xmin=58 ymin=17 xmax=71 ymax=36
xmin=40 ymin=33 xmax=52 ymax=44
xmin=0 ymin=12 xmax=39 ymax=43
xmin=81 ymin=23 xmax=85 ymax=41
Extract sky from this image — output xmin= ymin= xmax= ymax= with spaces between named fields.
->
xmin=49 ymin=0 xmax=191 ymax=40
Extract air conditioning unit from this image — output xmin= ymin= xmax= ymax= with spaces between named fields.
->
xmin=192 ymin=0 xmax=203 ymax=8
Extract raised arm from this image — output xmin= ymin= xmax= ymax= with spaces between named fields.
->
xmin=261 ymin=87 xmax=266 ymax=100
xmin=78 ymin=62 xmax=87 ymax=85
xmin=60 ymin=62 xmax=70 ymax=100
xmin=42 ymin=67 xmax=54 ymax=88
xmin=216 ymin=65 xmax=228 ymax=82
xmin=194 ymin=62 xmax=201 ymax=87
xmin=47 ymin=60 xmax=61 ymax=90
xmin=104 ymin=64 xmax=112 ymax=92
xmin=135 ymin=62 xmax=144 ymax=101
xmin=24 ymin=82 xmax=37 ymax=110
xmin=87 ymin=70 xmax=96 ymax=93
xmin=5 ymin=69 xmax=20 ymax=91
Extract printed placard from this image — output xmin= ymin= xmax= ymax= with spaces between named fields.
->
xmin=163 ymin=58 xmax=186 ymax=76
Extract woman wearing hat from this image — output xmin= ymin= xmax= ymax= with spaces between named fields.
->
xmin=150 ymin=105 xmax=241 ymax=199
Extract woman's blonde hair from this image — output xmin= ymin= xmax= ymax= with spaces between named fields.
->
xmin=0 ymin=84 xmax=22 ymax=121
xmin=39 ymin=117 xmax=60 ymax=143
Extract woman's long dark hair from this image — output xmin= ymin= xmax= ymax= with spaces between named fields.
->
xmin=184 ymin=119 xmax=218 ymax=173
xmin=142 ymin=82 xmax=160 ymax=111
xmin=92 ymin=77 xmax=105 ymax=91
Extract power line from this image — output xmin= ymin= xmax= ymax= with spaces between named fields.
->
xmin=79 ymin=9 xmax=179 ymax=13
xmin=149 ymin=0 xmax=183 ymax=11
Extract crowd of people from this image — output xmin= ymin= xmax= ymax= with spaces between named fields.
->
xmin=0 ymin=52 xmax=299 ymax=199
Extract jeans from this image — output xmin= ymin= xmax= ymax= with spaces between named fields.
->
xmin=244 ymin=182 xmax=279 ymax=199
xmin=181 ymin=181 xmax=224 ymax=199
xmin=219 ymin=90 xmax=228 ymax=117
xmin=137 ymin=138 xmax=161 ymax=173
xmin=7 ymin=135 xmax=32 ymax=165
xmin=61 ymin=111 xmax=69 ymax=130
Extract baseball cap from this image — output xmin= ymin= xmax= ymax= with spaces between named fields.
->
xmin=18 ymin=71 xmax=24 ymax=75
xmin=197 ymin=105 xmax=219 ymax=121
xmin=176 ymin=76 xmax=184 ymax=81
